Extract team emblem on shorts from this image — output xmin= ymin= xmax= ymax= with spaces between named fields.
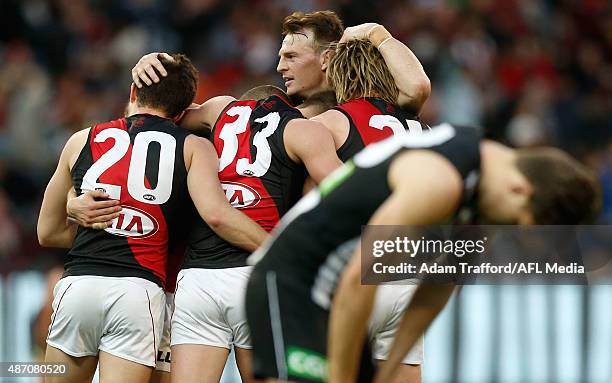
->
xmin=105 ymin=205 xmax=159 ymax=238
xmin=221 ymin=181 xmax=261 ymax=209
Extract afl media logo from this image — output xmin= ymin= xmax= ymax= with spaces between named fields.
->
xmin=105 ymin=206 xmax=159 ymax=238
xmin=222 ymin=182 xmax=261 ymax=209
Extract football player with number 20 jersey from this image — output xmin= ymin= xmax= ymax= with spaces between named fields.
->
xmin=38 ymin=54 xmax=266 ymax=383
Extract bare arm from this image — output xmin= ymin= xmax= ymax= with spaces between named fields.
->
xmin=341 ymin=23 xmax=431 ymax=114
xmin=284 ymin=119 xmax=343 ymax=184
xmin=179 ymin=95 xmax=235 ymax=132
xmin=38 ymin=129 xmax=90 ymax=247
xmin=310 ymin=109 xmax=350 ymax=151
xmin=328 ymin=150 xmax=462 ymax=383
xmin=185 ymin=135 xmax=268 ymax=251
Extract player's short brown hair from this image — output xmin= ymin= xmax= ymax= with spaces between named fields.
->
xmin=282 ymin=10 xmax=344 ymax=50
xmin=516 ymin=148 xmax=602 ymax=224
xmin=327 ymin=39 xmax=399 ymax=105
xmin=136 ymin=54 xmax=198 ymax=118
xmin=240 ymin=85 xmax=288 ymax=101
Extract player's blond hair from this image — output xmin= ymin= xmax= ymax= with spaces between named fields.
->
xmin=327 ymin=39 xmax=399 ymax=105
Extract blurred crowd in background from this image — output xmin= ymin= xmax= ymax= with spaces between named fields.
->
xmin=0 ymin=0 xmax=610 ymax=273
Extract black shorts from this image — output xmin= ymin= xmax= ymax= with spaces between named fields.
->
xmin=246 ymin=266 xmax=375 ymax=383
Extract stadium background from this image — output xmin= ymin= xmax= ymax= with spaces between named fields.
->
xmin=0 ymin=0 xmax=610 ymax=382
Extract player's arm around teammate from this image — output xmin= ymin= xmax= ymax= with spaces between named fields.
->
xmin=328 ymin=150 xmax=463 ymax=383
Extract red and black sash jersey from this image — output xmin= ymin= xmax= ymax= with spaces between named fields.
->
xmin=183 ymin=95 xmax=307 ymax=269
xmin=334 ymin=97 xmax=430 ymax=162
xmin=67 ymin=114 xmax=191 ymax=288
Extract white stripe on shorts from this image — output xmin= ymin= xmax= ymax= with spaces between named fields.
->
xmin=266 ymin=271 xmax=288 ymax=380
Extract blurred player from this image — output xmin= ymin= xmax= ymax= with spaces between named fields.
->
xmin=246 ymin=125 xmax=600 ymax=383
xmin=38 ymin=54 xmax=266 ymax=383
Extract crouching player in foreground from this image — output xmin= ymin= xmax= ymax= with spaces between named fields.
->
xmin=246 ymin=124 xmax=600 ymax=383
xmin=38 ymin=54 xmax=266 ymax=383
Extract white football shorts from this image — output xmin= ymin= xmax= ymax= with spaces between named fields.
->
xmin=368 ymin=282 xmax=424 ymax=365
xmin=47 ymin=275 xmax=165 ymax=367
xmin=171 ymin=267 xmax=252 ymax=349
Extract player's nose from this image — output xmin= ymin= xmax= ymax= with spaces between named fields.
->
xmin=277 ymin=58 xmax=288 ymax=74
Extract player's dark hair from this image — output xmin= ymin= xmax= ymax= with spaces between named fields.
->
xmin=136 ymin=54 xmax=198 ymax=118
xmin=282 ymin=10 xmax=344 ymax=50
xmin=328 ymin=39 xmax=399 ymax=105
xmin=516 ymin=148 xmax=602 ymax=224
xmin=240 ymin=85 xmax=288 ymax=101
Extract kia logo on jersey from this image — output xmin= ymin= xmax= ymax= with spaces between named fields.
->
xmin=221 ymin=181 xmax=261 ymax=209
xmin=105 ymin=206 xmax=159 ymax=238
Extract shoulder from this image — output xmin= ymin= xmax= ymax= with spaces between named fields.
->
xmin=390 ymin=150 xmax=463 ymax=197
xmin=310 ymin=109 xmax=347 ymax=129
xmin=185 ymin=133 xmax=215 ymax=152
xmin=285 ymin=118 xmax=330 ymax=137
xmin=201 ymin=96 xmax=236 ymax=109
xmin=64 ymin=127 xmax=91 ymax=168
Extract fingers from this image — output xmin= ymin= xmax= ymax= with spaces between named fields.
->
xmin=88 ymin=210 xmax=120 ymax=230
xmin=138 ymin=66 xmax=153 ymax=86
xmin=159 ymin=52 xmax=174 ymax=62
xmin=132 ymin=67 xmax=143 ymax=88
xmin=150 ymin=57 xmax=169 ymax=78
xmin=87 ymin=190 xmax=111 ymax=199
xmin=92 ymin=212 xmax=120 ymax=223
xmin=91 ymin=222 xmax=113 ymax=230
xmin=90 ymin=206 xmax=122 ymax=217
xmin=131 ymin=52 xmax=171 ymax=88
xmin=90 ymin=199 xmax=121 ymax=209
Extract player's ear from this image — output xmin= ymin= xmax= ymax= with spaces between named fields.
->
xmin=129 ymin=83 xmax=138 ymax=103
xmin=173 ymin=110 xmax=186 ymax=123
xmin=320 ymin=47 xmax=334 ymax=71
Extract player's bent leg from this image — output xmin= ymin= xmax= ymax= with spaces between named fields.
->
xmin=44 ymin=345 xmax=98 ymax=383
xmin=99 ymin=350 xmax=153 ymax=383
xmin=235 ymin=346 xmax=256 ymax=383
xmin=171 ymin=344 xmax=229 ymax=383
xmin=150 ymin=371 xmax=171 ymax=383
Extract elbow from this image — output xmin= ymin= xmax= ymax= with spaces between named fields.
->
xmin=37 ymin=225 xmax=70 ymax=248
xmin=203 ymin=210 xmax=226 ymax=231
xmin=38 ymin=230 xmax=56 ymax=248
xmin=400 ymin=76 xmax=431 ymax=114
xmin=418 ymin=76 xmax=432 ymax=103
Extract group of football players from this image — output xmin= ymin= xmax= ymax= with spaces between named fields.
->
xmin=37 ymin=10 xmax=600 ymax=383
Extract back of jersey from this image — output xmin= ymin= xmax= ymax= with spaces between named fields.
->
xmin=214 ymin=95 xmax=306 ymax=229
xmin=183 ymin=95 xmax=306 ymax=269
xmin=68 ymin=114 xmax=190 ymax=288
xmin=334 ymin=97 xmax=429 ymax=162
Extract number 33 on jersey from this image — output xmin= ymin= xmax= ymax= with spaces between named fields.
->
xmin=211 ymin=95 xmax=307 ymax=231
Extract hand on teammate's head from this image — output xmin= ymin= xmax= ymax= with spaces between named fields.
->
xmin=132 ymin=52 xmax=174 ymax=88
xmin=339 ymin=23 xmax=380 ymax=43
